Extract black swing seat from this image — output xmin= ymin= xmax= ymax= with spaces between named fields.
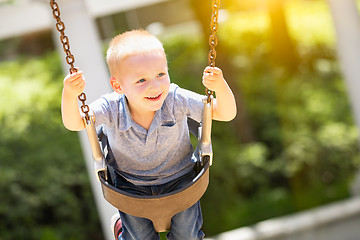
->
xmin=94 ymin=116 xmax=212 ymax=233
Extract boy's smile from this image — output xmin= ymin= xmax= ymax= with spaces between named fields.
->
xmin=145 ymin=92 xmax=163 ymax=101
xmin=111 ymin=49 xmax=170 ymax=120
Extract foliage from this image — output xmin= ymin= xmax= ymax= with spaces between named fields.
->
xmin=199 ymin=0 xmax=359 ymax=235
xmin=0 ymin=0 xmax=359 ymax=239
xmin=0 ymin=53 xmax=102 ymax=240
xmin=167 ymin=0 xmax=360 ymax=235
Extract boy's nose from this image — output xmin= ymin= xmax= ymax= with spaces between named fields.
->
xmin=149 ymin=78 xmax=161 ymax=90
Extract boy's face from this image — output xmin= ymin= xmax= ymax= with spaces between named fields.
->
xmin=111 ymin=49 xmax=170 ymax=116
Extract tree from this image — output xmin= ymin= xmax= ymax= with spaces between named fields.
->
xmin=267 ymin=0 xmax=298 ymax=72
xmin=190 ymin=0 xmax=255 ymax=143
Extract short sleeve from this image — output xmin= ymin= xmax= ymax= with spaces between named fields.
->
xmin=90 ymin=93 xmax=115 ymax=127
xmin=172 ymin=84 xmax=205 ymax=123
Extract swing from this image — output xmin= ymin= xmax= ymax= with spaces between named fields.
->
xmin=50 ymin=0 xmax=220 ymax=233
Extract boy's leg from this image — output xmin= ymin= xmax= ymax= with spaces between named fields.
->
xmin=118 ymin=210 xmax=160 ymax=240
xmin=112 ymin=171 xmax=159 ymax=240
xmin=166 ymin=201 xmax=205 ymax=240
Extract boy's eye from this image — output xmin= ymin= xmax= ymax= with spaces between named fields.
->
xmin=157 ymin=72 xmax=166 ymax=78
xmin=137 ymin=79 xmax=146 ymax=84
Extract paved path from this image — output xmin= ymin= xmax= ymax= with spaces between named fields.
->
xmin=206 ymin=197 xmax=360 ymax=240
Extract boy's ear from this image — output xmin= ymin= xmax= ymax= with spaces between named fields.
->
xmin=110 ymin=77 xmax=124 ymax=94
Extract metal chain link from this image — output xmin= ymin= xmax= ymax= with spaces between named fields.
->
xmin=207 ymin=0 xmax=220 ymax=100
xmin=50 ymin=0 xmax=219 ymax=108
xmin=50 ymin=0 xmax=90 ymax=120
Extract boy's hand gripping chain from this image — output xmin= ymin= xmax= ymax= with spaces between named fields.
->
xmin=199 ymin=0 xmax=220 ymax=166
xmin=50 ymin=0 xmax=106 ymax=180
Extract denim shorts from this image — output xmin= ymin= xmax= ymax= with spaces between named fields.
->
xmin=113 ymin=170 xmax=205 ymax=240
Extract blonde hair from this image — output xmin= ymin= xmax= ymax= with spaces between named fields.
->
xmin=106 ymin=30 xmax=165 ymax=78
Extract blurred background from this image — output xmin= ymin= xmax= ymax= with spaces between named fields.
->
xmin=1 ymin=0 xmax=360 ymax=239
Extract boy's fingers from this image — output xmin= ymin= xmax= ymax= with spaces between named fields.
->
xmin=71 ymin=72 xmax=83 ymax=79
xmin=204 ymin=66 xmax=221 ymax=74
xmin=74 ymin=79 xmax=84 ymax=87
xmin=203 ymin=72 xmax=218 ymax=81
xmin=67 ymin=72 xmax=84 ymax=83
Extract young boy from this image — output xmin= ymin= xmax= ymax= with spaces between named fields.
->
xmin=61 ymin=30 xmax=236 ymax=240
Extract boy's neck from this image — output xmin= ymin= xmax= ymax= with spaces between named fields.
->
xmin=131 ymin=110 xmax=156 ymax=131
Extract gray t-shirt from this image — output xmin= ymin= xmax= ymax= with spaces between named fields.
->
xmin=90 ymin=83 xmax=204 ymax=186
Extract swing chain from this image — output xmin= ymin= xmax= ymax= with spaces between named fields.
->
xmin=50 ymin=0 xmax=76 ymax=73
xmin=49 ymin=0 xmax=90 ymax=120
xmin=207 ymin=0 xmax=220 ymax=100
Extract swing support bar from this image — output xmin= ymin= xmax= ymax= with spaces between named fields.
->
xmin=199 ymin=95 xmax=214 ymax=166
xmin=83 ymin=115 xmax=106 ymax=181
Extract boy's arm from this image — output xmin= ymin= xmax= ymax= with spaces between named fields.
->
xmin=61 ymin=71 xmax=86 ymax=131
xmin=202 ymin=67 xmax=237 ymax=121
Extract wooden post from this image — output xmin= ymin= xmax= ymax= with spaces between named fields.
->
xmin=327 ymin=0 xmax=360 ymax=195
